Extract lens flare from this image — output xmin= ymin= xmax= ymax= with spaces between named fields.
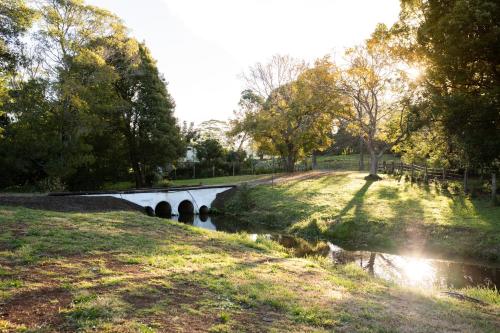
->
xmin=400 ymin=257 xmax=436 ymax=286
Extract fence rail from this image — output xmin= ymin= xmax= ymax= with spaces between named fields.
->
xmin=377 ymin=161 xmax=464 ymax=181
xmin=315 ymin=160 xmax=365 ymax=171
xmin=170 ymin=157 xmax=496 ymax=202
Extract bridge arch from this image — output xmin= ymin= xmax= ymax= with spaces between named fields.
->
xmin=145 ymin=206 xmax=155 ymax=216
xmin=178 ymin=200 xmax=194 ymax=215
xmin=199 ymin=205 xmax=209 ymax=215
xmin=155 ymin=201 xmax=172 ymax=218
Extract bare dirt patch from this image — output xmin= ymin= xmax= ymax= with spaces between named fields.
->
xmin=0 ymin=195 xmax=143 ymax=213
xmin=0 ymin=287 xmax=72 ymax=329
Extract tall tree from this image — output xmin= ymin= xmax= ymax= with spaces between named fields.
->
xmin=110 ymin=41 xmax=183 ymax=187
xmin=195 ymin=138 xmax=225 ymax=165
xmin=0 ymin=0 xmax=34 ymax=74
xmin=31 ymin=0 xmax=121 ymax=180
xmin=398 ymin=0 xmax=500 ymax=168
xmin=235 ymin=55 xmax=340 ymax=172
xmin=180 ymin=121 xmax=199 ymax=146
xmin=197 ymin=119 xmax=230 ymax=147
xmin=0 ymin=0 xmax=34 ymax=139
xmin=228 ymin=89 xmax=263 ymax=153
xmin=0 ymin=79 xmax=54 ymax=188
xmin=0 ymin=0 xmax=184 ymax=190
xmin=337 ymin=37 xmax=417 ymax=178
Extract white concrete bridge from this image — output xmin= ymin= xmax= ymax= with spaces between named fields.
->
xmin=53 ymin=185 xmax=235 ymax=218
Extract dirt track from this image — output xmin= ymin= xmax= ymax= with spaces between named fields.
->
xmin=246 ymin=170 xmax=336 ymax=186
xmin=0 ymin=195 xmax=144 ymax=213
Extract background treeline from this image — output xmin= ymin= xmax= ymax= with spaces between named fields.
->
xmin=1 ymin=0 xmax=499 ymax=191
xmin=229 ymin=0 xmax=499 ymax=177
xmin=0 ymin=0 xmax=184 ymax=191
xmin=394 ymin=0 xmax=500 ymax=172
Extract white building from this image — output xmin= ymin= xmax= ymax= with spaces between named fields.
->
xmin=180 ymin=146 xmax=198 ymax=163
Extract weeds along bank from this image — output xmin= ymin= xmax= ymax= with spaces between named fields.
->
xmin=221 ymin=172 xmax=500 ymax=262
xmin=0 ymin=206 xmax=499 ymax=332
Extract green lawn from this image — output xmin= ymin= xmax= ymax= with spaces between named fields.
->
xmin=101 ymin=174 xmax=272 ymax=191
xmin=223 ymin=171 xmax=500 ymax=261
xmin=315 ymin=153 xmax=400 ymax=170
xmin=317 ymin=153 xmax=399 ymax=163
xmin=168 ymin=174 xmax=273 ymax=187
xmin=0 ymin=206 xmax=498 ymax=332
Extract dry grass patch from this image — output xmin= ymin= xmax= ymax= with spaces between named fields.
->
xmin=0 ymin=206 xmax=498 ymax=332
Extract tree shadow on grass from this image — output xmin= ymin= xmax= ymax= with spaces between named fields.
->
xmin=448 ymin=193 xmax=500 ymax=231
xmin=376 ymin=187 xmax=400 ymax=200
xmin=334 ymin=180 xmax=375 ymax=221
xmin=291 ymin=180 xmax=379 ymax=249
xmin=311 ymin=178 xmax=429 ymax=253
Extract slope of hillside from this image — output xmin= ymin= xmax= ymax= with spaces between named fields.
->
xmin=0 ymin=206 xmax=498 ymax=332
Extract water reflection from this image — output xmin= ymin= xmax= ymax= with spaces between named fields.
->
xmin=173 ymin=214 xmax=500 ymax=290
xmin=324 ymin=243 xmax=499 ymax=290
xmin=172 ymin=214 xmax=217 ymax=231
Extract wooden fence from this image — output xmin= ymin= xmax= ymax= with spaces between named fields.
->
xmin=379 ymin=161 xmax=497 ymax=202
xmin=378 ymin=161 xmax=464 ymax=181
xmin=314 ymin=158 xmax=496 ymax=202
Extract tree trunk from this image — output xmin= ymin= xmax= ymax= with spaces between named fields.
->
xmin=369 ymin=151 xmax=378 ymax=176
xmin=127 ymin=136 xmax=144 ymax=188
xmin=492 ymin=173 xmax=497 ymax=205
xmin=286 ymin=154 xmax=295 ymax=173
xmin=359 ymin=137 xmax=364 ymax=171
xmin=132 ymin=161 xmax=143 ymax=188
xmin=285 ymin=143 xmax=296 ymax=173
xmin=312 ymin=151 xmax=317 ymax=170
xmin=367 ymin=253 xmax=376 ymax=275
xmin=124 ymin=118 xmax=144 ymax=188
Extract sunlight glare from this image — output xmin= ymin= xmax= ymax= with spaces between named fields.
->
xmin=406 ymin=66 xmax=423 ymax=81
xmin=401 ymin=258 xmax=436 ymax=286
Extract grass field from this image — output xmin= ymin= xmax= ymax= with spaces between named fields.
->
xmin=316 ymin=153 xmax=399 ymax=168
xmin=316 ymin=153 xmax=399 ymax=162
xmin=223 ymin=171 xmax=500 ymax=261
xmin=168 ymin=174 xmax=272 ymax=187
xmin=0 ymin=206 xmax=498 ymax=332
xmin=101 ymin=174 xmax=272 ymax=191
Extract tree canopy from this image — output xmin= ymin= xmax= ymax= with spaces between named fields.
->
xmin=0 ymin=0 xmax=183 ymax=190
xmin=395 ymin=0 xmax=500 ymax=169
xmin=231 ymin=55 xmax=341 ymax=172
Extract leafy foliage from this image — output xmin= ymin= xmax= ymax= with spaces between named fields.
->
xmin=0 ymin=0 xmax=183 ymax=190
xmin=397 ymin=0 xmax=500 ymax=169
xmin=232 ymin=56 xmax=341 ymax=172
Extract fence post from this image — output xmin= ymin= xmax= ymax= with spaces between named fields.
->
xmin=442 ymin=168 xmax=445 ymax=181
xmin=272 ymin=156 xmax=275 ymax=187
xmin=383 ymin=161 xmax=387 ymax=173
xmin=411 ymin=163 xmax=415 ymax=179
xmin=391 ymin=161 xmax=395 ymax=174
xmin=232 ymin=162 xmax=235 ymax=176
xmin=492 ymin=173 xmax=497 ymax=204
xmin=212 ymin=165 xmax=215 ymax=178
xmin=193 ymin=163 xmax=196 ymax=179
xmin=424 ymin=165 xmax=428 ymax=183
xmin=312 ymin=152 xmax=317 ymax=170
xmin=463 ymin=167 xmax=468 ymax=193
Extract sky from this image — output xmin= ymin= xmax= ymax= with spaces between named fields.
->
xmin=86 ymin=0 xmax=401 ymax=125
